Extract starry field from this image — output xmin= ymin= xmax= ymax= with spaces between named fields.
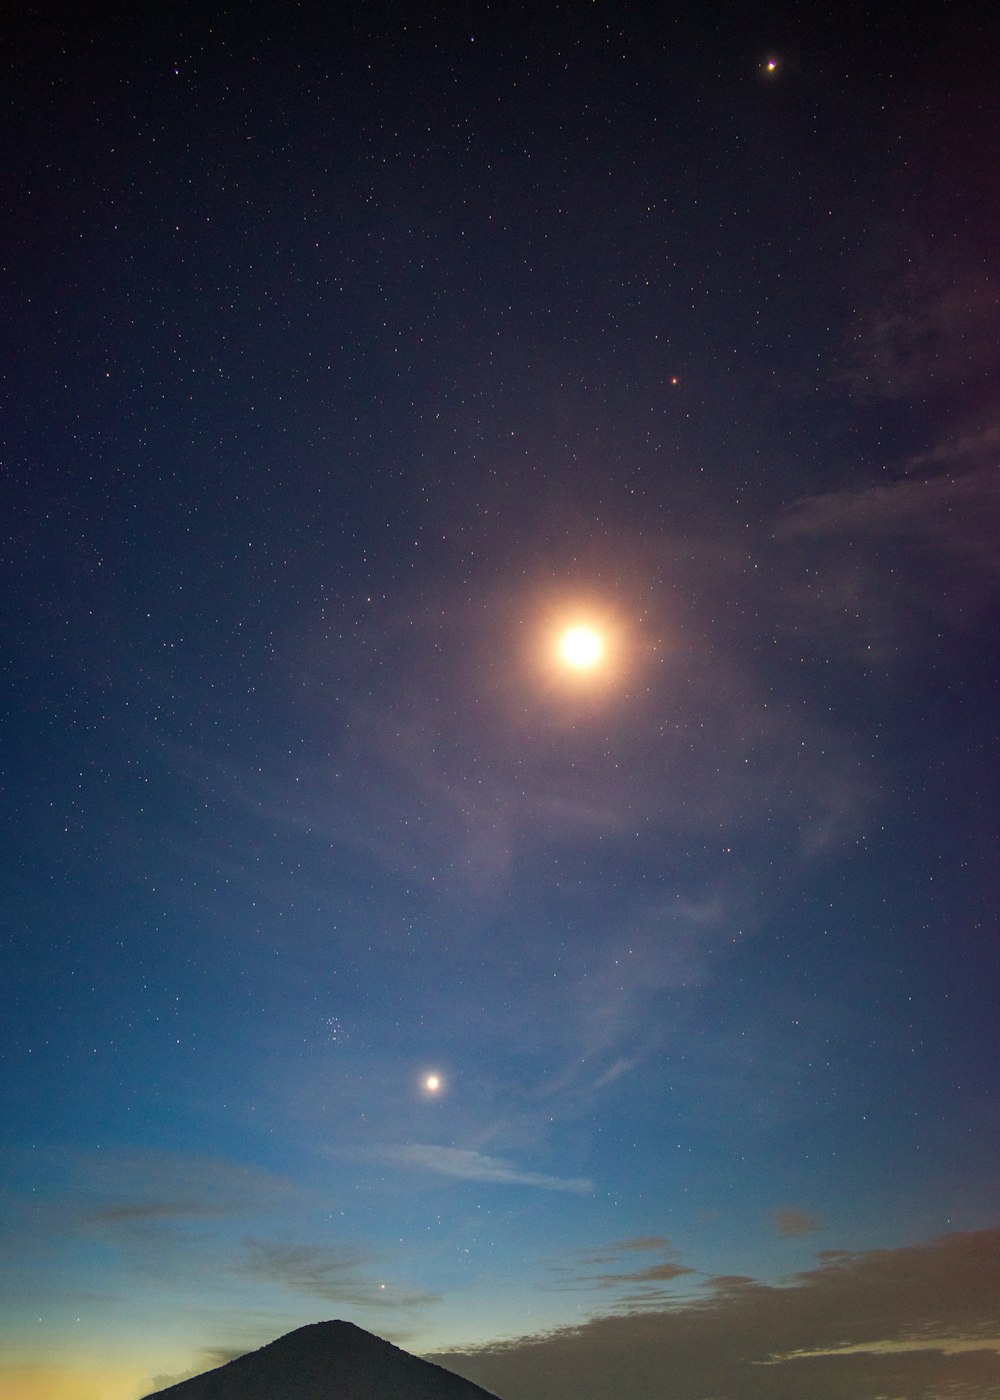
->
xmin=2 ymin=2 xmax=999 ymax=1398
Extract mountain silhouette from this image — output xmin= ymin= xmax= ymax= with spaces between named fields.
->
xmin=141 ymin=1320 xmax=503 ymax=1400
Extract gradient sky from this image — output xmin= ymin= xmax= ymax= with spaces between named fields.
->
xmin=3 ymin=3 xmax=1000 ymax=1398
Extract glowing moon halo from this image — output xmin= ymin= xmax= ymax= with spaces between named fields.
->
xmin=558 ymin=625 xmax=604 ymax=670
xmin=423 ymin=1073 xmax=442 ymax=1093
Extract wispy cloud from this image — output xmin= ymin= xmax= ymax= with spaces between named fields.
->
xmin=388 ymin=1144 xmax=593 ymax=1194
xmin=552 ymin=1236 xmax=694 ymax=1309
xmin=590 ymin=1058 xmax=636 ymax=1091
xmin=773 ymin=458 xmax=1000 ymax=669
xmin=0 ymin=1146 xmax=297 ymax=1241
xmin=772 ymin=1207 xmax=825 ymax=1238
xmin=780 ymin=463 xmax=1000 ymax=581
xmin=904 ymin=423 xmax=1000 ymax=472
xmin=591 ymin=1259 xmax=694 ymax=1287
xmin=0 ymin=1145 xmax=305 ymax=1305
xmin=84 ymin=1200 xmax=231 ymax=1225
xmin=235 ymin=1239 xmax=439 ymax=1309
xmin=845 ymin=252 xmax=1000 ymax=402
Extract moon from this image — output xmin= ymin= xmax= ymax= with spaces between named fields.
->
xmin=423 ymin=1073 xmax=442 ymax=1093
xmin=558 ymin=625 xmax=604 ymax=670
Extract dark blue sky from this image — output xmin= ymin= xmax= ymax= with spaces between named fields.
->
xmin=3 ymin=3 xmax=999 ymax=1397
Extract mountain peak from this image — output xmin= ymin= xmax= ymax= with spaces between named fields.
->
xmin=142 ymin=1319 xmax=503 ymax=1399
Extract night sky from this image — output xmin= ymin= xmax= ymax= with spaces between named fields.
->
xmin=3 ymin=3 xmax=1000 ymax=1399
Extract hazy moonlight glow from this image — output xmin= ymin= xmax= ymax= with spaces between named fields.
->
xmin=424 ymin=1073 xmax=442 ymax=1093
xmin=559 ymin=625 xmax=604 ymax=670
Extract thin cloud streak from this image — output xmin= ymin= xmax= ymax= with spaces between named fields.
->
xmin=772 ymin=1207 xmax=825 ymax=1238
xmin=388 ymin=1144 xmax=594 ymax=1194
xmin=780 ymin=463 xmax=1000 ymax=580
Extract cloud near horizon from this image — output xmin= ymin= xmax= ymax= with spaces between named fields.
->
xmin=549 ymin=1236 xmax=696 ymax=1313
xmin=432 ymin=1227 xmax=1000 ymax=1400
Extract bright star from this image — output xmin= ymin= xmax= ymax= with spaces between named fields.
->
xmin=559 ymin=626 xmax=604 ymax=670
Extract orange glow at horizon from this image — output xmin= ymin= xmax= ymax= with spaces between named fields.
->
xmin=0 ymin=1364 xmax=151 ymax=1400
